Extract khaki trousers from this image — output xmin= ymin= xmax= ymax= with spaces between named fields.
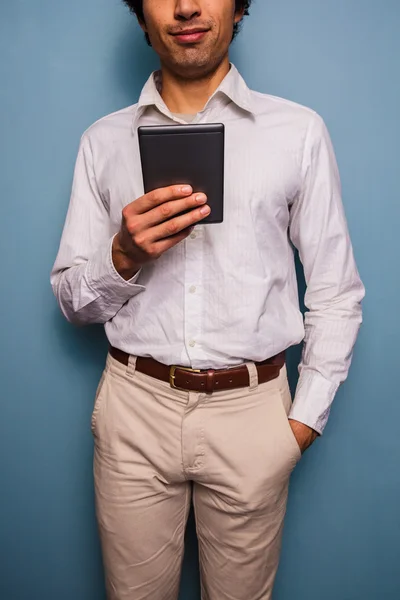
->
xmin=92 ymin=354 xmax=301 ymax=600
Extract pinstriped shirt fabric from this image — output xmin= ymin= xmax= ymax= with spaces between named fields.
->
xmin=51 ymin=65 xmax=365 ymax=434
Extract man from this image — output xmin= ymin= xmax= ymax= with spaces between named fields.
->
xmin=51 ymin=0 xmax=365 ymax=598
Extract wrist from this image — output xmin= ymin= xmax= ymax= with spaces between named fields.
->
xmin=288 ymin=419 xmax=319 ymax=453
xmin=112 ymin=234 xmax=141 ymax=281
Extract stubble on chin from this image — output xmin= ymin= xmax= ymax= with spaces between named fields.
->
xmin=163 ymin=36 xmax=226 ymax=80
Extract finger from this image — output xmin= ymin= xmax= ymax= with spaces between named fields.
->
xmin=133 ymin=185 xmax=193 ymax=215
xmin=140 ymin=192 xmax=208 ymax=229
xmin=150 ymin=204 xmax=211 ymax=242
xmin=153 ymin=227 xmax=194 ymax=255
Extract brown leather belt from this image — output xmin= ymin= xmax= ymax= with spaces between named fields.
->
xmin=109 ymin=346 xmax=285 ymax=394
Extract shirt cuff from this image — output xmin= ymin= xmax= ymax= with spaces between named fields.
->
xmin=288 ymin=369 xmax=339 ymax=435
xmin=87 ymin=235 xmax=145 ymax=303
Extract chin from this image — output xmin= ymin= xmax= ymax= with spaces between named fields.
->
xmin=168 ymin=51 xmax=225 ymax=79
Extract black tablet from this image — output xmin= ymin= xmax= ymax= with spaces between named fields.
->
xmin=138 ymin=123 xmax=225 ymax=224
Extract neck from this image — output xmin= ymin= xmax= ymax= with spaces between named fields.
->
xmin=159 ymin=57 xmax=231 ymax=114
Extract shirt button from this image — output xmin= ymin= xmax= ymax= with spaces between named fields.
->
xmin=189 ymin=285 xmax=196 ymax=294
xmin=190 ymin=232 xmax=197 ymax=239
xmin=189 ymin=340 xmax=196 ymax=348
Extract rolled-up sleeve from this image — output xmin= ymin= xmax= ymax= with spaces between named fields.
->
xmin=288 ymin=113 xmax=365 ymax=434
xmin=51 ymin=134 xmax=145 ymax=325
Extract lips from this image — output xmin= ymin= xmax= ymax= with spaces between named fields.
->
xmin=171 ymin=28 xmax=209 ymax=43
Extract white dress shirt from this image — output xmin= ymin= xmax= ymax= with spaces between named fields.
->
xmin=51 ymin=64 xmax=365 ymax=434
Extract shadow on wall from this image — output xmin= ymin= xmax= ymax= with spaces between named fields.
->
xmin=51 ymin=308 xmax=108 ymax=368
xmin=287 ymin=253 xmax=307 ymax=393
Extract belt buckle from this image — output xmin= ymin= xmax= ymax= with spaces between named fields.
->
xmin=169 ymin=365 xmax=201 ymax=390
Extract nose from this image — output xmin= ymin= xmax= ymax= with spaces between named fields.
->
xmin=175 ymin=0 xmax=202 ymax=21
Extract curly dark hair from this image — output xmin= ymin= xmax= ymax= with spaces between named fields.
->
xmin=122 ymin=1 xmax=252 ymax=45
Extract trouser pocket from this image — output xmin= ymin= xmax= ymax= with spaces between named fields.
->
xmin=275 ymin=379 xmax=302 ymax=463
xmin=91 ymin=370 xmax=107 ymax=436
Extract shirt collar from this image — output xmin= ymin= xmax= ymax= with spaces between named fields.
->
xmin=216 ymin=63 xmax=254 ymax=114
xmin=133 ymin=63 xmax=254 ymax=130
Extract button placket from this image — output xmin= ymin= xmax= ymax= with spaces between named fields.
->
xmin=184 ymin=228 xmax=204 ymax=361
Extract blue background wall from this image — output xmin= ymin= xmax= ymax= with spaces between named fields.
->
xmin=1 ymin=1 xmax=399 ymax=598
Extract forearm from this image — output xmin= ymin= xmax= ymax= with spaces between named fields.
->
xmin=289 ymin=292 xmax=364 ymax=434
xmin=111 ymin=233 xmax=141 ymax=281
xmin=51 ymin=236 xmax=145 ymax=325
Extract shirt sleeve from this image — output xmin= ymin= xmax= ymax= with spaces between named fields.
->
xmin=50 ymin=134 xmax=145 ymax=325
xmin=288 ymin=113 xmax=365 ymax=434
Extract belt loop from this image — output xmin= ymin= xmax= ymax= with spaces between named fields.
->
xmin=126 ymin=355 xmax=137 ymax=379
xmin=206 ymin=370 xmax=216 ymax=394
xmin=245 ymin=361 xmax=259 ymax=391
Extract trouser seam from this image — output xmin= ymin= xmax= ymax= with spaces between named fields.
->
xmin=193 ymin=489 xmax=207 ymax=600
